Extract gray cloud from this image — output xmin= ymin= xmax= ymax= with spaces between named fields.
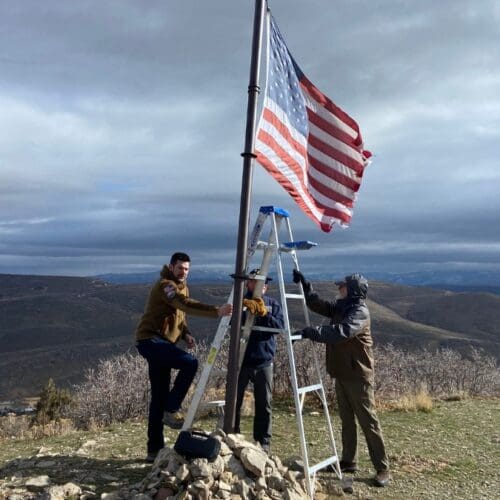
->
xmin=0 ymin=0 xmax=498 ymax=276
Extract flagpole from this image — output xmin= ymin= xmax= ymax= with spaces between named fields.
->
xmin=224 ymin=0 xmax=267 ymax=433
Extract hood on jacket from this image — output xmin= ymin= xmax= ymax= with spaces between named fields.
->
xmin=344 ymin=273 xmax=368 ymax=300
xmin=160 ymin=265 xmax=186 ymax=289
xmin=160 ymin=265 xmax=174 ymax=280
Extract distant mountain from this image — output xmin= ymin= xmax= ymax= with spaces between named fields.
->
xmin=1 ymin=273 xmax=499 ymax=399
xmin=93 ymin=269 xmax=500 ymax=295
xmin=94 ymin=269 xmax=232 ymax=285
xmin=365 ymin=269 xmax=500 ymax=291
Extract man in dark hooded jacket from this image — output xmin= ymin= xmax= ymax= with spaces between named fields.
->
xmin=293 ymin=270 xmax=390 ymax=487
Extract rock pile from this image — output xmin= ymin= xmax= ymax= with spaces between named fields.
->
xmin=103 ymin=430 xmax=323 ymax=499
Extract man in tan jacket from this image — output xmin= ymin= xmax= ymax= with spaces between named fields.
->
xmin=135 ymin=252 xmax=232 ymax=461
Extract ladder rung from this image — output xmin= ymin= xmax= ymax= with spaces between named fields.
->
xmin=308 ymin=456 xmax=338 ymax=475
xmin=249 ymin=326 xmax=284 ymax=333
xmin=297 ymin=384 xmax=323 ymax=395
xmin=256 ymin=241 xmax=273 ymax=249
xmin=285 ymin=293 xmax=305 ymax=299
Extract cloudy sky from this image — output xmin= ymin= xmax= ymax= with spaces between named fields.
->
xmin=1 ymin=0 xmax=499 ymax=278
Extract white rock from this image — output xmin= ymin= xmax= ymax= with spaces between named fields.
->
xmin=283 ymin=488 xmax=305 ymax=500
xmin=233 ymin=478 xmax=252 ymax=500
xmin=219 ymin=441 xmax=233 ymax=456
xmin=189 ymin=458 xmax=211 ymax=478
xmin=48 ymin=482 xmax=82 ymax=500
xmin=225 ymin=455 xmax=246 ymax=479
xmin=255 ymin=476 xmax=267 ymax=491
xmin=284 ymin=469 xmax=300 ymax=484
xmin=255 ymin=491 xmax=272 ymax=500
xmin=176 ymin=463 xmax=190 ymax=482
xmin=100 ymin=491 xmax=123 ymax=499
xmin=210 ymin=455 xmax=225 ymax=479
xmin=267 ymin=473 xmax=284 ymax=491
xmin=240 ymin=447 xmax=268 ymax=477
xmin=25 ymin=475 xmax=50 ymax=487
xmin=218 ymin=480 xmax=232 ymax=492
xmin=224 ymin=433 xmax=246 ymax=450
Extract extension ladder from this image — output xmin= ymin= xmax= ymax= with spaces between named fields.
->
xmin=183 ymin=206 xmax=342 ymax=498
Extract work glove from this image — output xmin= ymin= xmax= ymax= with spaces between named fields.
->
xmin=292 ymin=269 xmax=312 ymax=294
xmin=243 ymin=297 xmax=268 ymax=317
xmin=294 ymin=326 xmax=318 ymax=339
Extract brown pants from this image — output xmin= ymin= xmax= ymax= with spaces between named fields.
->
xmin=335 ymin=378 xmax=389 ymax=471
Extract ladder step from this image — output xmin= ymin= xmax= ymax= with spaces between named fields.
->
xmin=308 ymin=456 xmax=338 ymax=476
xmin=297 ymin=384 xmax=323 ymax=395
xmin=248 ymin=326 xmax=283 ymax=333
xmin=285 ymin=293 xmax=305 ymax=300
xmin=280 ymin=240 xmax=318 ymax=252
xmin=260 ymin=205 xmax=289 ymax=217
xmin=256 ymin=241 xmax=272 ymax=249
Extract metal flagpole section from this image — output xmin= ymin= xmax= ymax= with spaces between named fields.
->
xmin=224 ymin=0 xmax=267 ymax=433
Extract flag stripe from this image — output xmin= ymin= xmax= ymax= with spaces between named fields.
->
xmin=308 ymin=153 xmax=361 ymax=192
xmin=300 ymin=76 xmax=362 ymax=141
xmin=256 ymin=131 xmax=353 ymax=221
xmin=261 ymin=106 xmax=308 ymax=161
xmin=308 ymin=133 xmax=365 ymax=176
xmin=259 ymin=108 xmax=357 ymax=206
xmin=306 ymin=108 xmax=365 ymax=160
xmin=256 ymin=146 xmax=351 ymax=226
xmin=307 ymin=167 xmax=356 ymax=206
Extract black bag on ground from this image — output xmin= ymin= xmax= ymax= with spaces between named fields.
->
xmin=174 ymin=430 xmax=221 ymax=461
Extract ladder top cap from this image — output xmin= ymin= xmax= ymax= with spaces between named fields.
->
xmin=283 ymin=240 xmax=318 ymax=250
xmin=259 ymin=206 xmax=289 ymax=217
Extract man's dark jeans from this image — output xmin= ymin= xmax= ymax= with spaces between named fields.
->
xmin=136 ymin=337 xmax=198 ymax=453
xmin=235 ymin=363 xmax=273 ymax=446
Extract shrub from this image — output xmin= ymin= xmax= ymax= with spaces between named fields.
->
xmin=374 ymin=345 xmax=500 ymax=400
xmin=0 ymin=414 xmax=31 ymax=440
xmin=70 ymin=351 xmax=149 ymax=428
xmin=32 ymin=378 xmax=72 ymax=426
xmin=70 ymin=342 xmax=499 ymax=427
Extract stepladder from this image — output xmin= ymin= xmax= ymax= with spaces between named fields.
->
xmin=183 ymin=205 xmax=342 ymax=498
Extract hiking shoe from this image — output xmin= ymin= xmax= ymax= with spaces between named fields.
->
xmin=162 ymin=411 xmax=184 ymax=429
xmin=373 ymin=469 xmax=390 ymax=487
xmin=340 ymin=460 xmax=359 ymax=473
xmin=145 ymin=451 xmax=158 ymax=463
xmin=261 ymin=443 xmax=271 ymax=455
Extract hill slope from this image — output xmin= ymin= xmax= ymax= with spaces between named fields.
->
xmin=1 ymin=274 xmax=499 ymax=399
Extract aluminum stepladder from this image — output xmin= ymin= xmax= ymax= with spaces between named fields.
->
xmin=183 ymin=206 xmax=342 ymax=498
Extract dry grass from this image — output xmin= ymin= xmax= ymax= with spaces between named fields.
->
xmin=385 ymin=387 xmax=434 ymax=413
xmin=0 ymin=415 xmax=75 ymax=441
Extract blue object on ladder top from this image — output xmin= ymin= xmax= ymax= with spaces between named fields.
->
xmin=259 ymin=206 xmax=290 ymax=217
xmin=283 ymin=240 xmax=318 ymax=250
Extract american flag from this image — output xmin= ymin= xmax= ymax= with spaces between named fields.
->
xmin=255 ymin=16 xmax=371 ymax=232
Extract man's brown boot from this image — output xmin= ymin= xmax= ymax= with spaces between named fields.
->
xmin=339 ymin=460 xmax=358 ymax=473
xmin=373 ymin=469 xmax=390 ymax=487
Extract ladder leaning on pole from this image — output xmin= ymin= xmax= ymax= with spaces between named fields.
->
xmin=183 ymin=205 xmax=342 ymax=498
